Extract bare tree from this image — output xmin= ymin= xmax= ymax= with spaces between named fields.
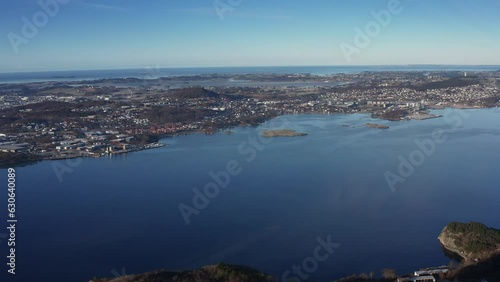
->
xmin=382 ymin=268 xmax=397 ymax=279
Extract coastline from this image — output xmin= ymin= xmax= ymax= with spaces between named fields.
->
xmin=1 ymin=142 xmax=166 ymax=168
xmin=2 ymin=106 xmax=496 ymax=168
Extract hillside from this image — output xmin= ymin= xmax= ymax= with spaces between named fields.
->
xmin=169 ymin=87 xmax=222 ymax=99
xmin=90 ymin=263 xmax=276 ymax=282
xmin=411 ymin=77 xmax=481 ymax=91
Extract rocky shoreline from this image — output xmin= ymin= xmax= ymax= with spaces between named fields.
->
xmin=438 ymin=221 xmax=500 ymax=262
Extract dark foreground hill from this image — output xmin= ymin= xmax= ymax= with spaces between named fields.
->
xmin=90 ymin=263 xmax=276 ymax=282
xmin=91 ymin=222 xmax=500 ymax=282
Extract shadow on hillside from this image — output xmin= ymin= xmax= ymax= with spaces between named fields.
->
xmin=453 ymin=253 xmax=500 ymax=281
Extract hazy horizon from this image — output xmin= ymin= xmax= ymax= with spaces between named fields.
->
xmin=2 ymin=0 xmax=500 ymax=72
xmin=1 ymin=64 xmax=500 ymax=75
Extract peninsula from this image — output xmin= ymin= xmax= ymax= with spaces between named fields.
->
xmin=438 ymin=221 xmax=500 ymax=261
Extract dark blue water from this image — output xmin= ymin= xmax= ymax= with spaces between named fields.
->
xmin=1 ymin=109 xmax=500 ymax=282
xmin=1 ymin=65 xmax=499 ymax=84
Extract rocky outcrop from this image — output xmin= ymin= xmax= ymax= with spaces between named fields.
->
xmin=438 ymin=228 xmax=464 ymax=258
xmin=438 ymin=222 xmax=500 ymax=261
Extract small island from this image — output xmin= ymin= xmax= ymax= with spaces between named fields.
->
xmin=261 ymin=129 xmax=308 ymax=138
xmin=364 ymin=123 xmax=390 ymax=129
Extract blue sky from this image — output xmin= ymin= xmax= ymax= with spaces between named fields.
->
xmin=1 ymin=0 xmax=500 ymax=72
